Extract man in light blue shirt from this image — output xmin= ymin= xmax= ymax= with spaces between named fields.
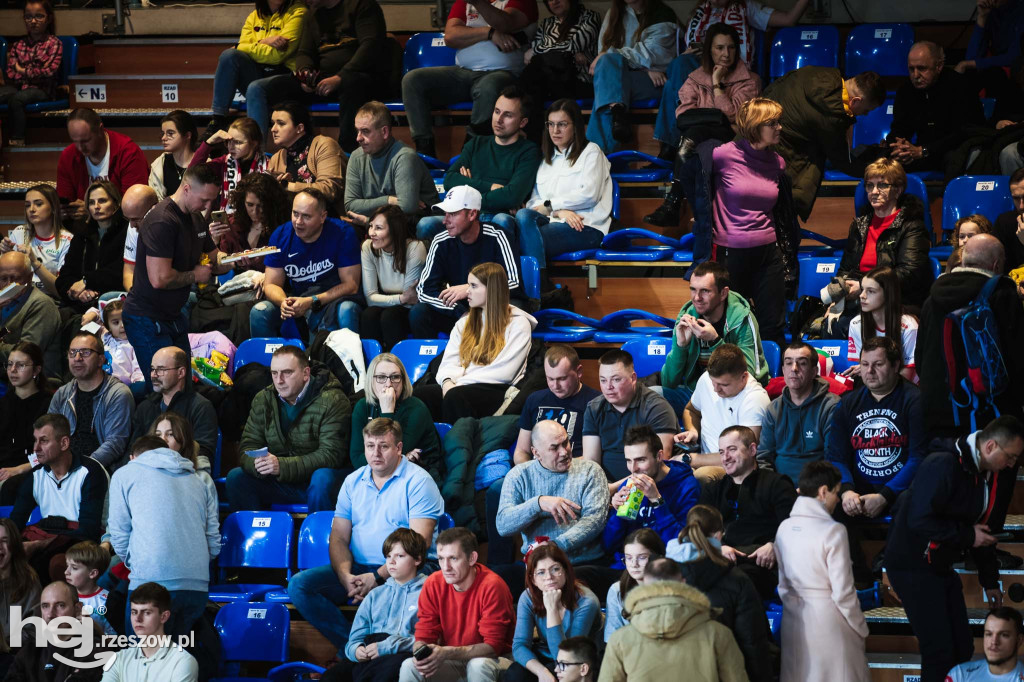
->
xmin=287 ymin=417 xmax=443 ymax=651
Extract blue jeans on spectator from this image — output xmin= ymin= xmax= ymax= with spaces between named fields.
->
xmin=653 ymin=54 xmax=702 ymax=148
xmin=288 ymin=562 xmax=380 ymax=650
xmin=211 ymin=48 xmax=289 ymax=134
xmin=514 ymin=209 xmax=605 ymax=269
xmin=125 ymin=588 xmax=208 ymax=639
xmin=122 ymin=311 xmax=191 ymax=392
xmin=401 ymin=66 xmax=518 ymax=147
xmin=415 ymin=213 xmax=519 ymax=245
xmin=0 ymin=86 xmax=48 ymax=141
xmin=586 ymin=53 xmax=664 ymax=154
xmin=249 ymin=298 xmax=360 ymax=340
xmin=225 ymin=466 xmax=348 ymax=513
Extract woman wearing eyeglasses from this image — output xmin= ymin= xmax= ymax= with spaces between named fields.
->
xmin=0 ymin=342 xmax=51 ymax=504
xmin=507 ymin=543 xmax=601 ymax=682
xmin=515 ymin=99 xmax=613 ymax=284
xmin=350 ymin=353 xmax=441 ymax=485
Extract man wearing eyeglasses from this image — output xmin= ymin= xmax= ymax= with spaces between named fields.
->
xmin=0 ymin=251 xmax=61 ymax=377
xmin=885 ymin=415 xmax=1024 ymax=682
xmin=48 ymin=332 xmax=134 ymax=470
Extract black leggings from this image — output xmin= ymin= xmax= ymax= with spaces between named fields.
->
xmin=321 ymin=652 xmax=412 ymax=682
xmin=712 ymin=241 xmax=787 ymax=347
xmin=414 ymin=383 xmax=510 ymax=423
xmin=360 ymin=305 xmax=411 ymax=351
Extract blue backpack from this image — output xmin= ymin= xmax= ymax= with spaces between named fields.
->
xmin=941 ymin=274 xmax=1010 ymax=431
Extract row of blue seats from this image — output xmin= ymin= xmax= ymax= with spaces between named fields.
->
xmin=771 ymin=22 xmax=913 ymax=79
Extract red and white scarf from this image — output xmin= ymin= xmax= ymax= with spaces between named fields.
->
xmin=223 ymin=153 xmax=267 ymax=213
xmin=685 ymin=1 xmax=754 ymax=67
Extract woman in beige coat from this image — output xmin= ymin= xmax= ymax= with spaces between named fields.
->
xmin=775 ymin=461 xmax=870 ymax=682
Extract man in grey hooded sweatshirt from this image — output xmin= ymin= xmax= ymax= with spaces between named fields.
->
xmin=107 ymin=435 xmax=221 ymax=639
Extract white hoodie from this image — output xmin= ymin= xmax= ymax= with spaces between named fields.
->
xmin=436 ymin=305 xmax=538 ymax=387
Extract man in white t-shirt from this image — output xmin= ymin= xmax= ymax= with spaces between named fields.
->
xmin=400 ymin=0 xmax=539 ymax=158
xmin=119 ymin=185 xmax=158 ymax=292
xmin=946 ymin=607 xmax=1024 ymax=682
xmin=677 ymin=343 xmax=770 ymax=466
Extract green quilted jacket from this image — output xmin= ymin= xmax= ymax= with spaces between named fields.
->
xmin=239 ymin=363 xmax=351 ymax=485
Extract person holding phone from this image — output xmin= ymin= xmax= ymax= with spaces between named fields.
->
xmin=1 ymin=184 xmax=72 ymax=300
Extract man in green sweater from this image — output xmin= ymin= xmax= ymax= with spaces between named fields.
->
xmin=0 ymin=251 xmax=61 ymax=377
xmin=227 ymin=345 xmax=351 ymax=513
xmin=415 ymin=86 xmax=541 ymax=244
xmin=344 ymin=101 xmax=439 ymax=225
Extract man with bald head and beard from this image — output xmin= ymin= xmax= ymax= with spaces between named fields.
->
xmin=0 ymin=250 xmax=60 ymax=375
xmin=917 ymin=234 xmax=1024 ymax=437
xmin=119 ymin=184 xmax=159 ymax=292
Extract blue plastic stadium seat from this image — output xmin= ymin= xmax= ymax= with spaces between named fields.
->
xmin=385 ymin=33 xmax=460 ymax=113
xmin=438 ymin=511 xmax=455 ymax=531
xmin=941 ymin=175 xmax=1012 ymax=241
xmin=852 ymin=99 xmax=894 ymax=148
xmin=622 ymin=337 xmax=673 ymax=379
xmin=607 ymin=150 xmax=672 ymax=183
xmin=0 ymin=506 xmax=40 ymax=524
xmin=417 ymin=153 xmax=449 ymax=171
xmin=806 ymin=339 xmax=851 ymax=373
xmin=520 ymin=255 xmax=540 ymax=299
xmin=209 ymin=511 xmax=293 ymax=602
xmin=930 ymin=256 xmax=942 ymax=280
xmin=435 ymin=422 xmax=452 ymax=441
xmin=595 ymin=228 xmax=684 ymax=262
xmin=361 ymin=338 xmax=382 ymax=364
xmin=981 ymin=97 xmax=996 ymax=121
xmin=844 ymin=23 xmax=914 ymax=76
xmin=593 ymin=309 xmax=674 ymax=343
xmin=532 ymin=309 xmax=599 ymax=342
xmin=232 ymin=337 xmax=305 ymax=373
xmin=769 ymin=25 xmax=839 ymax=79
xmin=392 ymin=339 xmax=446 ymax=382
xmin=630 ymin=98 xmax=659 ymax=109
xmin=265 ymin=512 xmax=333 ymax=603
xmin=854 ymin=174 xmax=933 ymax=233
xmin=799 ymin=229 xmax=845 ymax=254
xmin=18 ymin=37 xmax=77 ymax=114
xmin=797 ymin=256 xmax=841 ymax=301
xmin=213 ymin=602 xmax=306 ymax=681
xmin=930 ymin=245 xmax=953 ymax=261
xmin=764 ymin=603 xmax=783 ymax=644
xmin=763 ymin=341 xmax=781 ymax=378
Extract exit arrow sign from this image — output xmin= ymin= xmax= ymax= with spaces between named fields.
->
xmin=76 ymin=84 xmax=107 ymax=103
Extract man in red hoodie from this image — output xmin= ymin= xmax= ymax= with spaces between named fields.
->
xmin=56 ymin=108 xmax=148 ymax=219
xmin=400 ymin=527 xmax=515 ymax=682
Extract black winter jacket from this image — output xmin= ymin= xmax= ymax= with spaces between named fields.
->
xmin=132 ymin=381 xmax=220 ymax=464
xmin=55 ymin=212 xmax=129 ymax=310
xmin=697 ymin=468 xmax=797 ymax=549
xmin=837 ymin=193 xmax=933 ymax=306
xmin=885 ymin=435 xmax=1017 ymax=589
xmin=679 ymin=555 xmax=773 ymax=682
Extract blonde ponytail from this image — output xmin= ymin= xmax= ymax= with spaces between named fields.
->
xmin=680 ymin=504 xmax=729 ymax=567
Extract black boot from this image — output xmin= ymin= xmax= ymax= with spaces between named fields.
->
xmin=611 ymin=105 xmax=630 ymax=143
xmin=413 ymin=136 xmax=437 ymax=160
xmin=644 ymin=179 xmax=685 ymax=227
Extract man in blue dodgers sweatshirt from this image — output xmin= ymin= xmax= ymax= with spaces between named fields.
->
xmin=411 ymin=185 xmax=522 ymax=339
xmin=107 ymin=436 xmax=221 ymax=639
xmin=604 ymin=425 xmax=699 ymax=568
xmin=826 ymin=335 xmax=924 ymax=584
xmin=756 ymin=341 xmax=840 ymax=484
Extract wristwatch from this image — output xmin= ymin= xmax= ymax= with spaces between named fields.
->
xmin=375 ymin=571 xmax=387 ymax=586
xmin=920 ymin=146 xmax=930 ymax=159
xmin=310 ymin=295 xmax=323 ymax=313
xmin=679 ymin=452 xmax=692 ymax=466
xmin=648 ymin=497 xmax=664 ymax=509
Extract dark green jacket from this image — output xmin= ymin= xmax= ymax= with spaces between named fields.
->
xmin=349 ymin=395 xmax=442 ymax=484
xmin=762 ymin=66 xmax=857 ymax=221
xmin=239 ymin=363 xmax=351 ymax=484
xmin=443 ymin=415 xmax=519 ymax=533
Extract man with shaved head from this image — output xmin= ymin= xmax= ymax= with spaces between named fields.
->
xmin=917 ymin=234 xmax=1024 ymax=436
xmin=131 ymin=346 xmax=219 ymax=468
xmin=0 ymin=250 xmax=60 ymax=375
xmin=119 ymin=184 xmax=159 ymax=291
xmin=494 ymin=420 xmax=609 ymax=594
xmin=885 ymin=40 xmax=985 ymax=174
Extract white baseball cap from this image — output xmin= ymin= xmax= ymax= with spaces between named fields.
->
xmin=433 ymin=185 xmax=482 ymax=214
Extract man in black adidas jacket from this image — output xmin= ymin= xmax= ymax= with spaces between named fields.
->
xmin=884 ymin=416 xmax=1024 ymax=682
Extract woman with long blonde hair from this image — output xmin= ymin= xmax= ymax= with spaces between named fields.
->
xmin=0 ymin=184 xmax=71 ymax=299
xmin=416 ymin=262 xmax=537 ymax=422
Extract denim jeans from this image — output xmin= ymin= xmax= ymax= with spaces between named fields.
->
xmin=0 ymin=85 xmax=48 ymax=140
xmin=249 ymin=298 xmax=361 ymax=340
xmin=125 ymin=588 xmax=208 ymax=639
xmin=653 ymin=54 xmax=701 ymax=147
xmin=586 ymin=53 xmax=663 ymax=153
xmin=415 ymin=213 xmax=518 ymax=245
xmin=1000 ymin=140 xmax=1024 ymax=175
xmin=401 ymin=66 xmax=518 ymax=143
xmin=225 ymin=466 xmax=348 ymax=513
xmin=514 ymin=208 xmax=604 ymax=268
xmin=288 ymin=562 xmax=380 ymax=650
xmin=122 ymin=311 xmax=191 ymax=392
xmin=211 ymin=48 xmax=289 ymax=133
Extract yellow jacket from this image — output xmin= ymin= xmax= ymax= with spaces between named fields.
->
xmin=236 ymin=2 xmax=308 ymax=70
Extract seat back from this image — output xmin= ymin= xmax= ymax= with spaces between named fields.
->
xmin=851 ymin=98 xmax=894 ymax=148
xmin=58 ymin=36 xmax=79 ymax=84
xmin=622 ymin=337 xmax=672 ymax=379
xmin=219 ymin=511 xmax=293 ymax=571
xmin=435 ymin=422 xmax=452 ymax=440
xmin=361 ymin=338 xmax=382 ymax=365
xmin=214 ymin=602 xmax=290 ymax=664
xmin=438 ymin=512 xmax=455 ymax=531
xmin=296 ymin=512 xmax=333 ymax=570
xmin=232 ymin=337 xmax=305 ymax=372
xmin=844 ymin=23 xmax=914 ymax=76
xmin=941 ymin=175 xmax=1012 ymax=236
xmin=769 ymin=25 xmax=839 ymax=79
xmin=855 ymin=173 xmax=932 ymax=233
xmin=763 ymin=341 xmax=781 ymax=378
xmin=403 ymin=32 xmax=456 ymax=74
xmin=392 ymin=339 xmax=447 ymax=382
xmin=797 ymin=257 xmax=841 ymax=301
xmin=520 ymin=255 xmax=540 ymax=299
xmin=806 ymin=339 xmax=851 ymax=373
xmin=611 ymin=178 xmax=621 ymax=220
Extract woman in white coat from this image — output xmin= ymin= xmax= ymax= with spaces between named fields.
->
xmin=775 ymin=460 xmax=870 ymax=682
